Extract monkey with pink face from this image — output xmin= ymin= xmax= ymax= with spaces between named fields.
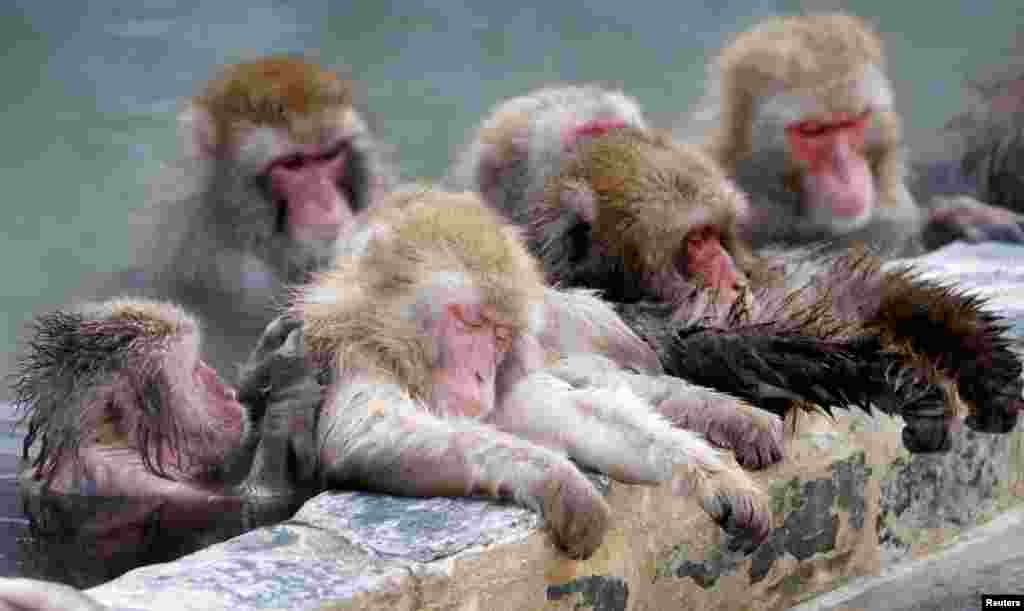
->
xmin=102 ymin=55 xmax=396 ymax=383
xmin=674 ymin=13 xmax=1024 ymax=255
xmin=12 ymin=298 xmax=319 ymax=587
xmin=450 ymin=83 xmax=1022 ymax=459
xmin=14 ymin=187 xmax=779 ymax=574
xmin=290 ymin=187 xmax=775 ymax=559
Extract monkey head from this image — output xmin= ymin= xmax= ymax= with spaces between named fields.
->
xmin=707 ymin=13 xmax=908 ymax=238
xmin=448 ymin=84 xmax=648 ymax=224
xmin=184 ymin=55 xmax=386 ymax=274
xmin=13 ymin=299 xmax=258 ymax=492
xmin=530 ymin=128 xmax=755 ymax=313
xmin=296 ymin=187 xmax=547 ymax=419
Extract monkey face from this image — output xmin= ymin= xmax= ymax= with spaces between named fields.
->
xmin=783 ymin=111 xmax=877 ymax=233
xmin=532 ymin=129 xmax=752 ymax=311
xmin=263 ymin=136 xmax=360 ymax=245
xmin=427 ymin=301 xmax=515 ymax=419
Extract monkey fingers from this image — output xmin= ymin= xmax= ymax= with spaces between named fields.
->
xmin=237 ymin=317 xmax=310 ymax=415
xmin=497 ymin=372 xmax=771 ymax=550
xmin=923 ymin=196 xmax=1024 ymax=249
xmin=528 ymin=464 xmax=612 ymax=560
xmin=654 ymin=386 xmax=784 ymax=470
xmin=679 ymin=466 xmax=771 ymax=554
xmin=247 ymin=314 xmax=304 ymax=363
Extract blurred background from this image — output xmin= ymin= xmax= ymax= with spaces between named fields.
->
xmin=0 ymin=0 xmax=1021 ymax=581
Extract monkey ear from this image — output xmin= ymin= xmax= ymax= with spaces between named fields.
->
xmin=179 ymin=103 xmax=219 ymax=159
xmin=558 ymin=179 xmax=598 ymax=225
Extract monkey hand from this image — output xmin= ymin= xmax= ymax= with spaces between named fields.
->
xmin=678 ymin=467 xmax=770 ymax=554
xmin=661 ymin=392 xmax=784 ymax=470
xmin=527 ymin=463 xmax=611 ymax=560
xmin=238 ymin=315 xmax=322 ymax=490
xmin=923 ymin=195 xmax=1024 ymax=249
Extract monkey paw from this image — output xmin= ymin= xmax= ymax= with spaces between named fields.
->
xmin=666 ymin=396 xmax=784 ymax=470
xmin=535 ymin=465 xmax=612 ymax=560
xmin=694 ymin=468 xmax=771 ymax=554
xmin=924 ymin=196 xmax=1024 ymax=249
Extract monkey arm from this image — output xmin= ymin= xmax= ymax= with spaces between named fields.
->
xmin=662 ymin=325 xmax=886 ymax=418
xmin=540 ymin=287 xmax=663 ymax=375
xmin=921 ymin=194 xmax=1024 ymax=250
xmin=873 ymin=268 xmax=1024 ymax=435
xmin=543 ymin=353 xmax=784 ymax=470
xmin=616 ymin=300 xmax=884 ymax=416
xmin=317 ymin=377 xmax=612 ymax=559
xmin=494 ymin=370 xmax=770 ymax=550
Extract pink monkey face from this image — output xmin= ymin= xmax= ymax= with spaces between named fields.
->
xmin=429 ymin=302 xmax=515 ymax=419
xmin=266 ymin=140 xmax=354 ymax=243
xmin=785 ymin=111 xmax=876 ymax=228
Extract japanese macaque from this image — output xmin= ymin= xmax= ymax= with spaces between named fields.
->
xmin=104 ymin=55 xmax=396 ymax=382
xmin=445 ymin=84 xmax=648 ymax=224
xmin=916 ymin=64 xmax=1024 ymax=247
xmin=450 ymin=86 xmax=1022 ymax=453
xmin=528 ymin=126 xmax=1022 ymax=454
xmin=293 ymin=187 xmax=774 ymax=559
xmin=677 ymin=13 xmax=1024 ymax=255
xmin=11 ymin=298 xmax=319 ymax=587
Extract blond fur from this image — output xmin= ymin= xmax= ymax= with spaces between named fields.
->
xmin=294 ymin=187 xmax=546 ymax=403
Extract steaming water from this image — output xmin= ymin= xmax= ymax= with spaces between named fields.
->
xmin=0 ymin=0 xmax=1020 ymax=585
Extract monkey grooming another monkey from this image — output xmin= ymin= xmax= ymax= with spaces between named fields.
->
xmin=292 ymin=187 xmax=773 ymax=559
xmin=11 ymin=298 xmax=319 ymax=587
xmin=677 ymin=13 xmax=1024 ymax=255
xmin=103 ymin=55 xmax=396 ymax=382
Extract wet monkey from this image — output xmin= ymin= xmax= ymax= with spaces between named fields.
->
xmin=293 ymin=187 xmax=774 ymax=559
xmin=105 ymin=55 xmax=396 ymax=381
xmin=678 ymin=13 xmax=1024 ymax=255
xmin=450 ymin=87 xmax=1021 ymax=454
xmin=10 ymin=298 xmax=319 ymax=586
xmin=533 ymin=127 xmax=1022 ymax=455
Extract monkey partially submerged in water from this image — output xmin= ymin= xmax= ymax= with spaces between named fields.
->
xmin=12 ymin=298 xmax=319 ymax=587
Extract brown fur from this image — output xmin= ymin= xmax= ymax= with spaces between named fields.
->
xmin=197 ymin=55 xmax=355 ymax=147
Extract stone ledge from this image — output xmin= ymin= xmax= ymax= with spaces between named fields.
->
xmin=83 ymin=409 xmax=1023 ymax=611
